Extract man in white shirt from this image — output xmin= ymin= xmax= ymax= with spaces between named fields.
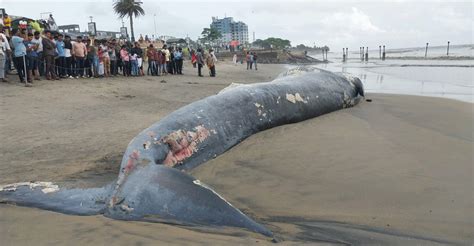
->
xmin=0 ymin=28 xmax=11 ymax=78
xmin=32 ymin=31 xmax=44 ymax=76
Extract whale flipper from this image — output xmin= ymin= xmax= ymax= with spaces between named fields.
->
xmin=106 ymin=164 xmax=273 ymax=236
xmin=0 ymin=182 xmax=112 ymax=215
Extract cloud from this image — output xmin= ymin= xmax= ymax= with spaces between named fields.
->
xmin=321 ymin=7 xmax=384 ymax=33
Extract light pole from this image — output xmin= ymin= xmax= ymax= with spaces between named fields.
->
xmin=154 ymin=14 xmax=157 ymax=41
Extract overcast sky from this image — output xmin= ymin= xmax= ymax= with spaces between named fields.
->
xmin=4 ymin=0 xmax=473 ymax=50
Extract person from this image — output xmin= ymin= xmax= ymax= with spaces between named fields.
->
xmin=86 ymin=39 xmax=98 ymax=78
xmin=3 ymin=14 xmax=11 ymax=36
xmin=146 ymin=44 xmax=156 ymax=75
xmin=120 ymin=45 xmax=130 ymax=76
xmin=97 ymin=42 xmax=105 ymax=77
xmin=55 ymin=34 xmax=66 ymax=78
xmin=190 ymin=49 xmax=197 ymax=68
xmin=63 ymin=35 xmax=74 ymax=78
xmin=232 ymin=53 xmax=237 ymax=65
xmin=72 ymin=36 xmax=87 ymax=78
xmin=159 ymin=48 xmax=166 ymax=76
xmin=130 ymin=42 xmax=143 ymax=76
xmin=0 ymin=26 xmax=11 ymax=82
xmin=109 ymin=39 xmax=118 ymax=76
xmin=162 ymin=45 xmax=169 ymax=75
xmin=129 ymin=42 xmax=141 ymax=76
xmin=252 ymin=52 xmax=258 ymax=70
xmin=24 ymin=32 xmax=40 ymax=82
xmin=100 ymin=40 xmax=110 ymax=77
xmin=246 ymin=51 xmax=251 ymax=70
xmin=249 ymin=52 xmax=254 ymax=70
xmin=32 ymin=31 xmax=44 ymax=76
xmin=174 ymin=47 xmax=183 ymax=75
xmin=196 ymin=48 xmax=204 ymax=77
xmin=154 ymin=47 xmax=162 ymax=76
xmin=42 ymin=30 xmax=58 ymax=80
xmin=168 ymin=47 xmax=175 ymax=74
xmin=206 ymin=49 xmax=216 ymax=77
xmin=0 ymin=30 xmax=7 ymax=82
xmin=11 ymin=29 xmax=30 ymax=84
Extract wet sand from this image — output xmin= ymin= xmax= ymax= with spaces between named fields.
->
xmin=0 ymin=61 xmax=472 ymax=245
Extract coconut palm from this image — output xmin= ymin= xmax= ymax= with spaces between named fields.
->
xmin=113 ymin=0 xmax=145 ymax=42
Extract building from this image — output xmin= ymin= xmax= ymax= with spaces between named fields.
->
xmin=210 ymin=17 xmax=248 ymax=45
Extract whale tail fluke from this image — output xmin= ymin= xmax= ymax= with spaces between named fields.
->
xmin=105 ymin=164 xmax=274 ymax=237
xmin=0 ymin=182 xmax=112 ymax=215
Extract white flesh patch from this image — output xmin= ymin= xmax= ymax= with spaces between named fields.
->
xmin=0 ymin=181 xmax=60 ymax=194
xmin=286 ymin=93 xmax=308 ymax=104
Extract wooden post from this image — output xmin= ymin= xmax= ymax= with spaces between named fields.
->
xmin=361 ymin=47 xmax=364 ymax=61
xmin=379 ymin=45 xmax=381 ymax=59
xmin=425 ymin=42 xmax=429 ymax=58
xmin=447 ymin=41 xmax=450 ymax=56
xmin=342 ymin=48 xmax=346 ymax=62
xmin=382 ymin=45 xmax=386 ymax=61
xmin=365 ymin=47 xmax=368 ymax=61
xmin=346 ymin=48 xmax=348 ymax=61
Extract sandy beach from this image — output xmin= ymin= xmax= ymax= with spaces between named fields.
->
xmin=0 ymin=61 xmax=472 ymax=245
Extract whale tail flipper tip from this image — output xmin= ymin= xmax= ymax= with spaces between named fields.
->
xmin=0 ymin=182 xmax=112 ymax=215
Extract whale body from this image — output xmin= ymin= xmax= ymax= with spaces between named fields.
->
xmin=0 ymin=67 xmax=364 ymax=237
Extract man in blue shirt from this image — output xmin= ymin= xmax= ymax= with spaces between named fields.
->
xmin=55 ymin=34 xmax=66 ymax=77
xmin=11 ymin=28 xmax=30 ymax=84
xmin=24 ymin=32 xmax=39 ymax=82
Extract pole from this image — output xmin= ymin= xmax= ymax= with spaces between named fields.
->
xmin=447 ymin=41 xmax=450 ymax=56
xmin=382 ymin=45 xmax=386 ymax=60
xmin=379 ymin=45 xmax=381 ymax=59
xmin=22 ymin=55 xmax=28 ymax=86
xmin=425 ymin=42 xmax=429 ymax=58
xmin=365 ymin=47 xmax=368 ymax=62
xmin=153 ymin=14 xmax=157 ymax=40
xmin=346 ymin=48 xmax=348 ymax=61
xmin=342 ymin=48 xmax=346 ymax=62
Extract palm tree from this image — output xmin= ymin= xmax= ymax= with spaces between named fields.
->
xmin=113 ymin=0 xmax=145 ymax=42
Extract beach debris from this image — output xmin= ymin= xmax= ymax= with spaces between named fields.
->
xmin=160 ymin=80 xmax=167 ymax=83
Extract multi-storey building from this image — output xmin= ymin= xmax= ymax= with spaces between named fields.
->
xmin=210 ymin=17 xmax=248 ymax=45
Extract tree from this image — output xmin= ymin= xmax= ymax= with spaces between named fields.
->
xmin=296 ymin=44 xmax=308 ymax=50
xmin=113 ymin=0 xmax=145 ymax=42
xmin=252 ymin=37 xmax=291 ymax=50
xmin=200 ymin=27 xmax=222 ymax=47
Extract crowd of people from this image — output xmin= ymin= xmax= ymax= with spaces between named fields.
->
xmin=1 ymin=25 xmax=257 ymax=87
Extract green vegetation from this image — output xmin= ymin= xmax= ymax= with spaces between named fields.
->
xmin=252 ymin=38 xmax=291 ymax=49
xmin=113 ymin=0 xmax=145 ymax=42
xmin=200 ymin=27 xmax=222 ymax=47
